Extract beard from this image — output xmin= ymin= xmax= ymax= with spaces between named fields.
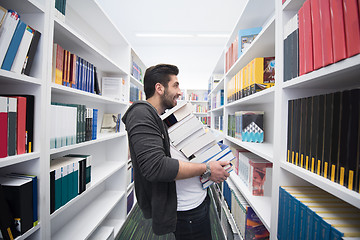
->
xmin=161 ymin=88 xmax=177 ymax=110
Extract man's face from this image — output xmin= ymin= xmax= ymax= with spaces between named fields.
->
xmin=161 ymin=75 xmax=182 ymax=110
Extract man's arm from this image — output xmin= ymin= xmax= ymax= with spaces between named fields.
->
xmin=176 ymin=160 xmax=230 ymax=183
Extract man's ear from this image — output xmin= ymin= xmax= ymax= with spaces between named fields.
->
xmin=155 ymin=82 xmax=165 ymax=95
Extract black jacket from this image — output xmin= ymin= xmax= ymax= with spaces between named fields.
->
xmin=122 ymin=101 xmax=179 ymax=235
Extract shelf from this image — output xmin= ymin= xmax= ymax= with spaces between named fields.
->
xmin=226 ymin=87 xmax=275 ymax=108
xmin=209 ymin=78 xmax=225 ymax=96
xmin=282 ymin=0 xmax=306 ymax=12
xmin=51 ymin=161 xmax=127 ymax=220
xmin=226 ymin=15 xmax=275 ymax=78
xmin=50 ymin=132 xmax=127 ymax=155
xmin=281 ymin=162 xmax=360 ymax=209
xmin=53 ymin=18 xmax=126 ymax=74
xmin=209 ymin=106 xmax=224 ymax=113
xmin=0 ymin=152 xmax=40 ymax=168
xmin=0 ymin=69 xmax=42 ymax=86
xmin=226 ymin=0 xmax=275 ymax=49
xmin=52 ymin=190 xmax=125 ymax=240
xmin=229 ymin=173 xmax=271 ymax=231
xmin=67 ymin=0 xmax=129 ymax=47
xmin=0 ymin=0 xmax=45 ymax=14
xmin=283 ymin=54 xmax=360 ymax=90
xmin=101 ymin=219 xmax=125 ymax=237
xmin=51 ymin=83 xmax=128 ymax=105
xmin=15 ymin=222 xmax=41 ymax=240
xmin=225 ymin=136 xmax=273 ymax=162
xmin=130 ymin=75 xmax=144 ymax=89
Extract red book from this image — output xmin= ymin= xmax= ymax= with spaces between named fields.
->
xmin=0 ymin=97 xmax=8 ymax=158
xmin=62 ymin=50 xmax=67 ymax=86
xmin=343 ymin=0 xmax=360 ymax=57
xmin=12 ymin=97 xmax=26 ymax=155
xmin=311 ymin=0 xmax=323 ymax=70
xmin=298 ymin=6 xmax=306 ymax=76
xmin=283 ymin=0 xmax=286 ymax=3
xmin=330 ymin=0 xmax=348 ymax=62
xmin=319 ymin=0 xmax=334 ymax=66
xmin=304 ymin=0 xmax=314 ymax=74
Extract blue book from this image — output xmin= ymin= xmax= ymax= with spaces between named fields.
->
xmin=313 ymin=213 xmax=331 ymax=240
xmin=298 ymin=202 xmax=308 ymax=240
xmin=277 ymin=187 xmax=284 ymax=240
xmin=1 ymin=20 xmax=26 ymax=70
xmin=238 ymin=27 xmax=262 ymax=58
xmin=92 ymin=109 xmax=98 ymax=140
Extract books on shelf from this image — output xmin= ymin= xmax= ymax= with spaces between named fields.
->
xmin=228 ymin=57 xmax=275 ymax=102
xmin=212 ymin=89 xmax=224 ymax=109
xmin=131 ymin=60 xmax=143 ymax=83
xmin=292 ymin=0 xmax=360 ymax=80
xmin=278 ymin=186 xmax=360 ymax=240
xmin=50 ymin=103 xmax=98 ymax=149
xmin=287 ymin=89 xmax=359 ymax=193
xmin=50 ymin=154 xmax=92 ymax=214
xmin=0 ymin=95 xmax=35 ymax=158
xmin=214 ymin=115 xmax=223 ymax=132
xmin=129 ymin=82 xmax=144 ymax=103
xmin=229 ymin=111 xmax=264 ymax=143
xmin=0 ymin=8 xmax=41 ymax=76
xmin=225 ymin=36 xmax=238 ymax=73
xmin=100 ymin=113 xmax=121 ymax=133
xmin=52 ymin=43 xmax=100 ymax=94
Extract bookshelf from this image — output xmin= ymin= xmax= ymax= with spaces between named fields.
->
xmin=0 ymin=0 xmax=144 ymax=239
xmin=207 ymin=0 xmax=360 ymax=239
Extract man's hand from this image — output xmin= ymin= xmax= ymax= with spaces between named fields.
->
xmin=209 ymin=161 xmax=230 ymax=183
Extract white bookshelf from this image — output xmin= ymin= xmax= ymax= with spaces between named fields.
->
xmin=206 ymin=0 xmax=360 ymax=239
xmin=0 ymin=0 xmax=145 ymax=239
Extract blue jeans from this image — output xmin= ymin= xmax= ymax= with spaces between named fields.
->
xmin=174 ymin=194 xmax=212 ymax=240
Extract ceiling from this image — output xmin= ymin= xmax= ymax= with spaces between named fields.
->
xmin=96 ymin=0 xmax=244 ymax=90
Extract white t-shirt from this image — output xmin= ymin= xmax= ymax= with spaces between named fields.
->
xmin=170 ymin=143 xmax=207 ymax=211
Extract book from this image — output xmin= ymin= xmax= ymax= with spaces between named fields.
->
xmin=239 ymin=111 xmax=264 ymax=143
xmin=180 ymin=130 xmax=216 ymax=158
xmin=303 ymin=0 xmax=314 ymax=74
xmin=329 ymin=0 xmax=347 ymax=63
xmin=250 ymin=57 xmax=275 ymax=93
xmin=319 ymin=0 xmax=334 ymax=67
xmin=1 ymin=20 xmax=27 ymax=71
xmin=0 ymin=97 xmax=8 ymax=158
xmin=238 ymin=27 xmax=262 ymax=57
xmin=169 ymin=115 xmax=203 ymax=146
xmin=298 ymin=5 xmax=305 ymax=76
xmin=100 ymin=113 xmax=121 ymax=133
xmin=52 ymin=43 xmax=64 ymax=85
xmin=248 ymin=158 xmax=272 ymax=196
xmin=22 ymin=30 xmax=40 ymax=76
xmin=161 ymin=101 xmax=195 ymax=127
xmin=0 ymin=176 xmax=33 ymax=235
xmin=11 ymin=25 xmax=34 ymax=74
xmin=0 ymin=10 xmax=20 ymax=67
xmin=311 ymin=0 xmax=323 ymax=70
xmin=7 ymin=97 xmax=17 ymax=156
xmin=11 ymin=97 xmax=26 ymax=155
xmin=343 ymin=0 xmax=360 ymax=57
xmin=102 ymin=77 xmax=124 ymax=101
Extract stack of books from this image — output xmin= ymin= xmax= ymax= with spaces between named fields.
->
xmin=0 ymin=7 xmax=41 ymax=76
xmin=161 ymin=102 xmax=234 ymax=189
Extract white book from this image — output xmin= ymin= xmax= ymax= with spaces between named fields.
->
xmin=0 ymin=11 xmax=20 ymax=66
xmin=200 ymin=163 xmax=233 ymax=184
xmin=161 ymin=102 xmax=195 ymax=126
xmin=11 ymin=25 xmax=34 ymax=73
xmin=168 ymin=113 xmax=194 ymax=133
xmin=175 ymin=127 xmax=205 ymax=150
xmin=171 ymin=117 xmax=203 ymax=146
xmin=181 ymin=130 xmax=216 ymax=158
xmin=102 ymin=77 xmax=122 ymax=100
xmin=190 ymin=143 xmax=222 ymax=164
xmin=160 ymin=100 xmax=187 ymax=120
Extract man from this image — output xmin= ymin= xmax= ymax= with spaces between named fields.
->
xmin=122 ymin=64 xmax=229 ymax=238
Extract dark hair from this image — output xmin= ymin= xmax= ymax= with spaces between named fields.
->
xmin=144 ymin=64 xmax=179 ymax=99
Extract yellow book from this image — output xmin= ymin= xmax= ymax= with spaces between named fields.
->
xmin=326 ymin=219 xmax=360 ymax=227
xmin=316 ymin=212 xmax=360 ymax=220
xmin=241 ymin=67 xmax=245 ymax=98
xmin=238 ymin=70 xmax=242 ymax=99
xmin=330 ymin=227 xmax=360 ymax=237
xmin=252 ymin=57 xmax=275 ymax=93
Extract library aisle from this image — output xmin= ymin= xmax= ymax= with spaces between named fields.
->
xmin=0 ymin=0 xmax=359 ymax=239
